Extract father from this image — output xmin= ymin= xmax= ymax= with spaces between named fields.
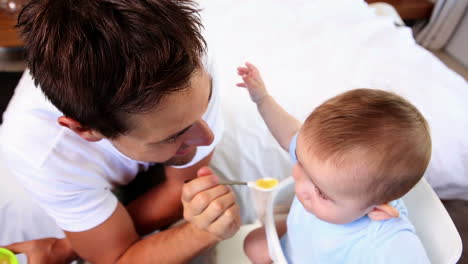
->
xmin=0 ymin=0 xmax=240 ymax=263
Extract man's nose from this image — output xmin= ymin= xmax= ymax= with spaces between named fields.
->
xmin=184 ymin=120 xmax=214 ymax=147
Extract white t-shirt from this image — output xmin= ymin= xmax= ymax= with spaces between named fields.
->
xmin=0 ymin=57 xmax=223 ymax=232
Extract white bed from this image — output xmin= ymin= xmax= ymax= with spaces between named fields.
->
xmin=199 ymin=0 xmax=468 ymax=224
xmin=1 ymin=0 xmax=467 ymax=263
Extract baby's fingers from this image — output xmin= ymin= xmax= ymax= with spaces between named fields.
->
xmin=236 ymin=83 xmax=247 ymax=88
xmin=245 ymin=62 xmax=259 ymax=74
xmin=237 ymin=67 xmax=249 ymax=75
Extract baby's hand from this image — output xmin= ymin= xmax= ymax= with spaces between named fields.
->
xmin=237 ymin=62 xmax=268 ymax=103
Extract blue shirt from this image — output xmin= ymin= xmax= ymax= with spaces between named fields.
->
xmin=281 ymin=133 xmax=430 ymax=263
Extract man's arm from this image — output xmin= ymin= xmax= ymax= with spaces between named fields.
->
xmin=66 ymin=165 xmax=239 ymax=264
xmin=4 ymin=152 xmax=232 ymax=263
xmin=65 ymin=202 xmax=216 ymax=264
xmin=237 ymin=62 xmax=301 ymax=151
xmin=4 ymin=237 xmax=79 ymax=264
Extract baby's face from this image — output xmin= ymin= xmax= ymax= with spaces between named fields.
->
xmin=292 ymin=134 xmax=374 ymax=225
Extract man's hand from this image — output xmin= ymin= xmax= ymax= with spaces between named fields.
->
xmin=237 ymin=62 xmax=269 ymax=103
xmin=3 ymin=237 xmax=78 ymax=264
xmin=182 ymin=167 xmax=241 ymax=241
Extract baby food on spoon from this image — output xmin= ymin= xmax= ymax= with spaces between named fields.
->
xmin=255 ymin=178 xmax=279 ymax=190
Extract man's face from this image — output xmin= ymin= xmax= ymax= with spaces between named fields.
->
xmin=110 ymin=69 xmax=214 ymax=165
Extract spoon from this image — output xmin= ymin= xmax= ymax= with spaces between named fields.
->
xmin=219 ymin=177 xmax=279 ymax=191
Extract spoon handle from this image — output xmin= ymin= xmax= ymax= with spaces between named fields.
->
xmin=219 ymin=180 xmax=248 ymax=186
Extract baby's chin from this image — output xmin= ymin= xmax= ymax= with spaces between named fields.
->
xmin=298 ymin=198 xmax=317 ymax=215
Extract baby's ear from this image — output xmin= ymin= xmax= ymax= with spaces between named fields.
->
xmin=368 ymin=204 xmax=400 ymax=221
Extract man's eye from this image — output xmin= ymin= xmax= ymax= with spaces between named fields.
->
xmin=164 ymin=136 xmax=178 ymax=144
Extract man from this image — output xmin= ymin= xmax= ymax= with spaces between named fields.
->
xmin=0 ymin=0 xmax=240 ymax=263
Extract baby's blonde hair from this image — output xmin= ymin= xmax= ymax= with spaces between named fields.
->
xmin=302 ymin=89 xmax=431 ymax=206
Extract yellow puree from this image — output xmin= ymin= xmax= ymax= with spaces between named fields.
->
xmin=255 ymin=178 xmax=279 ymax=189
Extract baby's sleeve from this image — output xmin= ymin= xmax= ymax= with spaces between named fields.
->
xmin=289 ymin=133 xmax=299 ymax=163
xmin=372 ymin=230 xmax=430 ymax=264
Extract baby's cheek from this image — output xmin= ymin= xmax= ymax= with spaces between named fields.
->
xmin=301 ymin=190 xmax=312 ymax=200
xmin=292 ymin=165 xmax=301 ymax=181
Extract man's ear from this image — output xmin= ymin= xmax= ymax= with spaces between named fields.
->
xmin=57 ymin=116 xmax=104 ymax=142
xmin=368 ymin=203 xmax=400 ymax=221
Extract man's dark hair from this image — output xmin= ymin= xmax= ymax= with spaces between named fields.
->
xmin=17 ymin=0 xmax=206 ymax=138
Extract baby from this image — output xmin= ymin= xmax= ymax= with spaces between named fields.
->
xmin=237 ymin=62 xmax=431 ymax=263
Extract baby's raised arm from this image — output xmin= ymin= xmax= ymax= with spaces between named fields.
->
xmin=237 ymin=62 xmax=301 ymax=151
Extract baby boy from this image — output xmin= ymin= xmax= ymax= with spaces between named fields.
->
xmin=238 ymin=62 xmax=431 ymax=263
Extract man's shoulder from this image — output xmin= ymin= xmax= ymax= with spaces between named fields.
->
xmin=1 ymin=113 xmax=66 ymax=168
xmin=1 ymin=70 xmax=64 ymax=164
xmin=2 ymin=125 xmax=140 ymax=182
xmin=1 ymin=113 xmax=140 ymax=189
xmin=1 ymin=71 xmax=122 ymax=168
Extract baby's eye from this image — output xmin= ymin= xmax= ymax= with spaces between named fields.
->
xmin=315 ymin=186 xmax=328 ymax=200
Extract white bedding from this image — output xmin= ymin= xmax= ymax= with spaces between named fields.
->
xmin=200 ymin=0 xmax=468 ymax=223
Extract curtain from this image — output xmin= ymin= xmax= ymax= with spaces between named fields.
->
xmin=414 ymin=0 xmax=468 ymax=50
